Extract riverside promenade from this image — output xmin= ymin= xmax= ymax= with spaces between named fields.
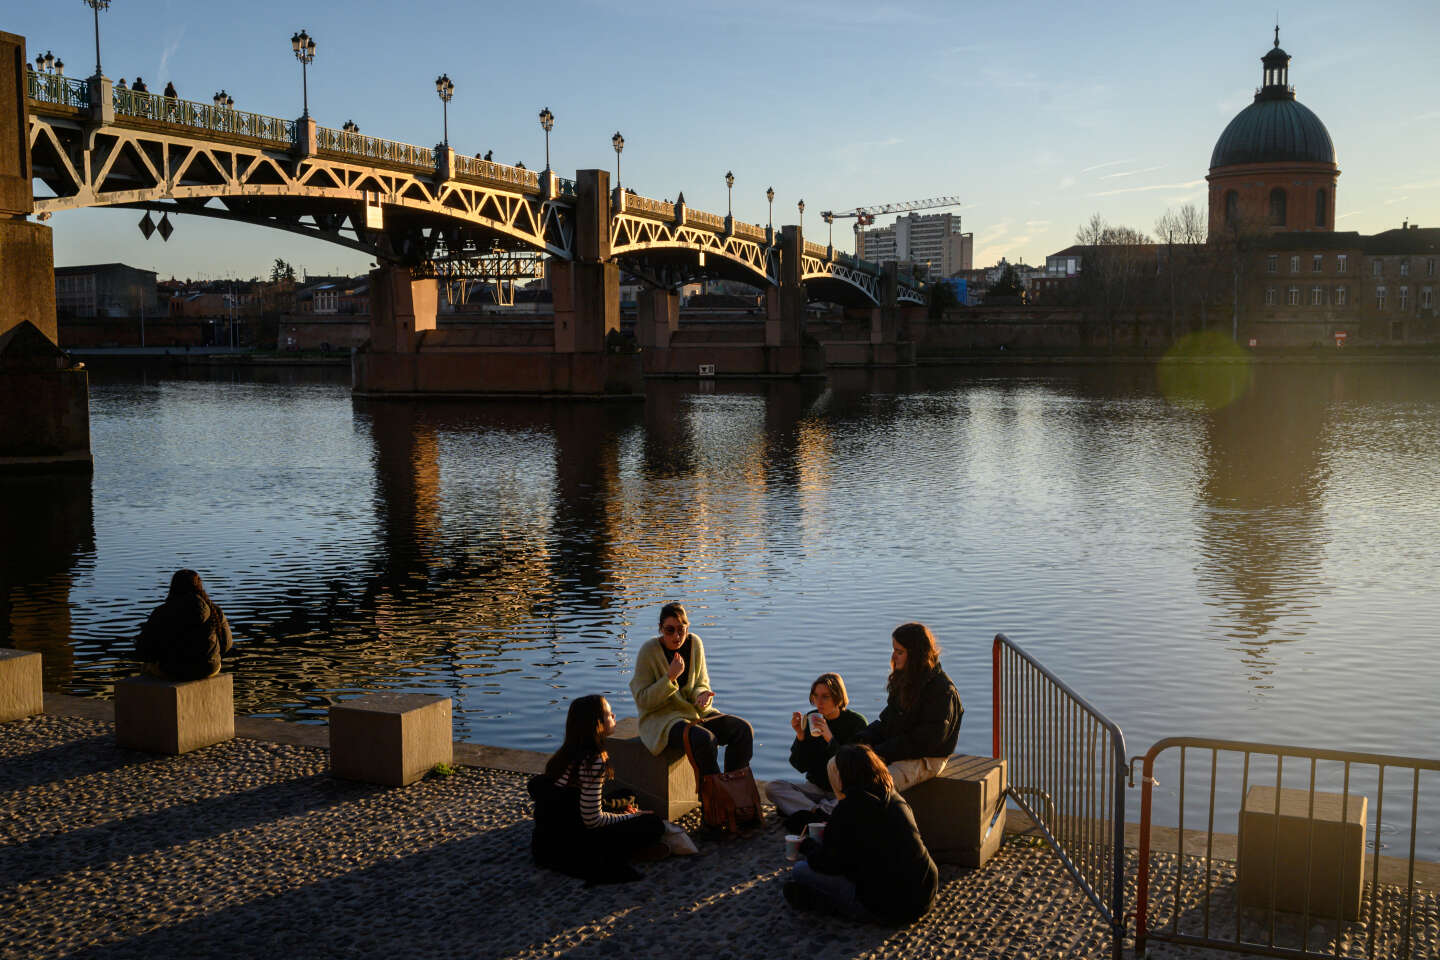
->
xmin=2 ymin=698 xmax=1426 ymax=960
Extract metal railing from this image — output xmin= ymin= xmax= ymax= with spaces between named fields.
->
xmin=26 ymin=71 xmax=90 ymax=109
xmin=1135 ymin=738 xmax=1439 ymax=959
xmin=993 ymin=633 xmax=1129 ymax=960
xmin=687 ymin=208 xmax=725 ymax=230
xmin=317 ymin=126 xmax=433 ymax=171
xmin=621 ymin=192 xmax=674 ymax=220
xmin=803 ymin=239 xmax=830 ymax=258
xmin=450 ymin=153 xmax=539 ymax=190
xmin=112 ymin=92 xmax=297 ymax=146
xmin=732 ymin=219 xmax=766 ymax=242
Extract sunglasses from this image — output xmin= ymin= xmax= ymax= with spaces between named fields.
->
xmin=662 ymin=624 xmax=688 ymax=636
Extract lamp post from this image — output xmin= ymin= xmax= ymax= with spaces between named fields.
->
xmin=611 ymin=131 xmax=624 ymax=189
xmin=435 ymin=73 xmax=454 ymax=146
xmin=824 ymin=212 xmax=834 ymax=248
xmin=212 ymin=90 xmax=233 ymax=108
xmin=82 ymin=0 xmax=110 ymax=79
xmin=797 ymin=198 xmax=805 ymax=232
xmin=725 ymin=171 xmax=734 ymax=217
xmin=290 ymin=29 xmax=316 ymax=118
xmin=766 ymin=186 xmax=774 ymax=230
xmin=538 ymin=106 xmax=554 ymax=171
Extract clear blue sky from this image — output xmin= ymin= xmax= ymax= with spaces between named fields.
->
xmin=13 ymin=0 xmax=1439 ymax=280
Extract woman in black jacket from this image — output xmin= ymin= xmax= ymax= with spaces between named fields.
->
xmin=135 ymin=569 xmax=233 ymax=680
xmin=784 ymin=744 xmax=939 ymax=925
xmin=855 ymin=622 xmax=962 ymax=792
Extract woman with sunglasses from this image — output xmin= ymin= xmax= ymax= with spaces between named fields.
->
xmin=629 ymin=602 xmax=753 ymax=778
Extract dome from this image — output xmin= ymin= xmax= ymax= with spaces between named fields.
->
xmin=1210 ymin=96 xmax=1335 ymax=169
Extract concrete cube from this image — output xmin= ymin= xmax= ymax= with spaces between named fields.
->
xmin=904 ymin=754 xmax=1008 ymax=868
xmin=607 ymin=717 xmax=698 ymax=821
xmin=1239 ymin=786 xmax=1368 ymax=920
xmin=329 ymin=692 xmax=452 ymax=787
xmin=0 ymin=649 xmax=43 ymax=722
xmin=115 ymin=673 xmax=235 ymax=754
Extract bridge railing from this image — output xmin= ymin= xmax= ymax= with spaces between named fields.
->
xmin=688 ymin=208 xmax=725 ymax=230
xmin=26 ymin=71 xmax=90 ymax=110
xmin=116 ymin=92 xmax=297 ymax=146
xmin=450 ymin=154 xmax=540 ymax=191
xmin=803 ymin=239 xmax=830 ymax=259
xmin=733 ymin=219 xmax=766 ymax=242
xmin=317 ymin=126 xmax=434 ymax=171
xmin=621 ymin=192 xmax=674 ymax=220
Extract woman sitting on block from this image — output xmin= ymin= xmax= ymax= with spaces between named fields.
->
xmin=529 ymin=694 xmax=668 ymax=884
xmin=854 ymin=622 xmax=962 ymax=792
xmin=784 ymin=744 xmax=939 ymax=924
xmin=629 ymin=602 xmax=753 ymax=778
xmin=767 ymin=672 xmax=867 ymax=819
xmin=135 ymin=569 xmax=233 ymax=681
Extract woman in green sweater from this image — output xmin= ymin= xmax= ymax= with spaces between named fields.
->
xmin=767 ymin=672 xmax=867 ymax=818
xmin=629 ymin=602 xmax=753 ymax=776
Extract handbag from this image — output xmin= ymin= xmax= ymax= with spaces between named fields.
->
xmin=682 ymin=720 xmax=763 ymax=833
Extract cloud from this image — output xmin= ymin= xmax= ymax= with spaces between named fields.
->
xmin=1383 ymin=195 xmax=1410 ymax=206
xmin=1025 ymin=219 xmax=1050 ymax=228
xmin=1099 ymin=164 xmax=1166 ymax=180
xmin=1089 ymin=180 xmax=1205 ymax=198
xmin=1080 ymin=159 xmax=1135 ymax=174
xmin=1398 ymin=177 xmax=1440 ymax=190
xmin=157 ymin=25 xmax=186 ymax=81
xmin=1336 ymin=211 xmax=1364 ymax=221
xmin=1415 ymin=111 xmax=1440 ymax=122
xmin=1058 ymin=175 xmax=1077 ymax=190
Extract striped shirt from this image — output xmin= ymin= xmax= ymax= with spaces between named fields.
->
xmin=554 ymin=756 xmax=637 ymax=829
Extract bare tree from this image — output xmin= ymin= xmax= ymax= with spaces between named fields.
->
xmin=1155 ymin=204 xmax=1209 ymax=341
xmin=1076 ymin=214 xmax=1154 ymax=349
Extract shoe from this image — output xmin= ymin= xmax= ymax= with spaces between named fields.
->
xmin=783 ymin=881 xmax=820 ymax=912
xmin=632 ymin=842 xmax=671 ymax=862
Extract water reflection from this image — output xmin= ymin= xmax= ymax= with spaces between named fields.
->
xmin=0 ymin=472 xmax=95 ymax=687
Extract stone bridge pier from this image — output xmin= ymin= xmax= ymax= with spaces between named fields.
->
xmin=0 ymin=31 xmax=91 ymax=474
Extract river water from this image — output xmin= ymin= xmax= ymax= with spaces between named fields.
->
xmin=3 ymin=361 xmax=1437 ymax=852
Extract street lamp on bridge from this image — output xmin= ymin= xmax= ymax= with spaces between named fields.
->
xmin=290 ymin=29 xmax=316 ymax=118
xmin=766 ymin=186 xmax=774 ymax=230
xmin=725 ymin=171 xmax=734 ymax=217
xmin=611 ymin=131 xmax=624 ymax=189
xmin=35 ymin=52 xmax=64 ymax=76
xmin=797 ymin=198 xmax=805 ymax=232
xmin=538 ymin=107 xmax=554 ymax=171
xmin=823 ymin=211 xmax=834 ymax=248
xmin=212 ymin=90 xmax=233 ymax=108
xmin=435 ymin=74 xmax=455 ymax=146
xmin=82 ymin=0 xmax=110 ymax=80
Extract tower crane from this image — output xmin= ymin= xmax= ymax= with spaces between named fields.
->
xmin=819 ymin=196 xmax=963 ymax=249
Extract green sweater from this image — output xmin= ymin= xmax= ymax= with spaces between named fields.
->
xmin=629 ymin=634 xmax=719 ymax=755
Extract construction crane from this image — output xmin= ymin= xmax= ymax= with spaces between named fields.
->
xmin=819 ymin=196 xmax=963 ymax=247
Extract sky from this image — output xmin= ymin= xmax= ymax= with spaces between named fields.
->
xmin=13 ymin=0 xmax=1440 ymax=281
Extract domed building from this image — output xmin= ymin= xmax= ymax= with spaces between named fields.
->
xmin=1207 ymin=30 xmax=1339 ymax=237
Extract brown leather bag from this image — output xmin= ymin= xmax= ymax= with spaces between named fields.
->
xmin=682 ymin=720 xmax=763 ymax=832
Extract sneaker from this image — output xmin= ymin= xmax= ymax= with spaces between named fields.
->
xmin=783 ymin=881 xmax=819 ymax=912
xmin=632 ymin=841 xmax=671 ymax=862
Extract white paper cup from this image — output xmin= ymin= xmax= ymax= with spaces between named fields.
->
xmin=809 ymin=715 xmax=823 ymax=736
xmin=785 ymin=834 xmax=803 ymax=861
xmin=805 ymin=822 xmax=826 ymax=844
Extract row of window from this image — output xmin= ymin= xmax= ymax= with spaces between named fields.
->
xmin=1264 ymin=255 xmax=1437 ymax=277
xmin=1264 ymin=286 xmax=1434 ymax=310
xmin=1224 ymin=188 xmax=1330 ymax=228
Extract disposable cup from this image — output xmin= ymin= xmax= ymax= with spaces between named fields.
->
xmin=784 ymin=834 xmax=803 ymax=861
xmin=805 ymin=822 xmax=826 ymax=844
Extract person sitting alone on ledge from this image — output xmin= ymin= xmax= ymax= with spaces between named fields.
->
xmin=854 ymin=622 xmax=962 ymax=792
xmin=766 ymin=672 xmax=867 ymax=820
xmin=135 ymin=568 xmax=233 ymax=681
xmin=529 ymin=695 xmax=667 ymax=885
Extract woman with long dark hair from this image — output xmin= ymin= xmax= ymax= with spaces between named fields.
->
xmin=854 ymin=622 xmax=962 ymax=791
xmin=135 ymin=569 xmax=233 ymax=681
xmin=529 ymin=695 xmax=667 ymax=884
xmin=784 ymin=743 xmax=939 ymax=924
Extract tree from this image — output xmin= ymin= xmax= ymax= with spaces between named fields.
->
xmin=985 ymin=264 xmax=1025 ymax=301
xmin=270 ymin=258 xmax=297 ymax=283
xmin=1075 ymin=214 xmax=1154 ymax=349
xmin=1155 ymin=204 xmax=1208 ymax=341
xmin=927 ymin=278 xmax=961 ymax=317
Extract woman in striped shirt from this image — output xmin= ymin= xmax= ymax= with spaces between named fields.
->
xmin=530 ymin=695 xmax=668 ymax=883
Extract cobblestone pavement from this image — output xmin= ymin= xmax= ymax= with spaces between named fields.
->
xmin=5 ymin=714 xmax=1427 ymax=960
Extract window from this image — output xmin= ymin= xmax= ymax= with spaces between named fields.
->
xmin=1290 ymin=255 xmax=1300 ymax=273
xmin=1337 ymin=254 xmax=1348 ymax=273
xmin=1313 ymin=254 xmax=1323 ymax=272
xmin=1399 ymin=287 xmax=1409 ymax=311
xmin=1315 ymin=189 xmax=1328 ymax=227
xmin=1373 ymin=260 xmax=1383 ymax=277
xmin=1400 ymin=261 xmax=1409 ymax=277
xmin=1376 ymin=286 xmax=1387 ymax=310
xmin=1311 ymin=286 xmax=1324 ymax=306
xmin=1265 ymin=288 xmax=1277 ymax=306
xmin=1225 ymin=190 xmax=1239 ymax=227
xmin=1428 ymin=259 xmax=1435 ymax=277
xmin=1266 ymin=255 xmax=1278 ymax=273
xmin=1287 ymin=286 xmax=1300 ymax=306
xmin=1422 ymin=287 xmax=1433 ymax=309
xmin=1269 ymin=188 xmax=1287 ymax=225
xmin=1336 ymin=286 xmax=1348 ymax=306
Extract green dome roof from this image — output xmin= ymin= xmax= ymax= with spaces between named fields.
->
xmin=1210 ymin=95 xmax=1335 ymax=169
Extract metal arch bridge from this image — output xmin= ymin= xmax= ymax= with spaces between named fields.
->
xmin=25 ymin=73 xmax=926 ymax=308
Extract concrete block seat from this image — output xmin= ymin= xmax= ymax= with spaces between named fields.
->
xmin=0 ymin=649 xmax=44 ymax=722
xmin=607 ymin=717 xmax=699 ymax=821
xmin=1238 ymin=786 xmax=1368 ymax=920
xmin=115 ymin=673 xmax=235 ymax=754
xmin=329 ymin=692 xmax=452 ymax=787
xmin=903 ymin=754 xmax=1008 ymax=868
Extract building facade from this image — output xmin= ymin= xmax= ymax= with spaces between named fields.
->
xmin=856 ymin=212 xmax=973 ymax=278
xmin=54 ymin=263 xmax=159 ymax=319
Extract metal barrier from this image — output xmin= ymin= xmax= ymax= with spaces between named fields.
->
xmin=1135 ymin=738 xmax=1439 ymax=959
xmin=992 ymin=633 xmax=1130 ymax=960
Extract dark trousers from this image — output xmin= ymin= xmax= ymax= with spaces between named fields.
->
xmin=589 ymin=812 xmax=665 ymax=861
xmin=667 ymin=714 xmax=754 ymax=777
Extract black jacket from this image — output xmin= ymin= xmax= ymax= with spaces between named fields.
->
xmin=788 ymin=708 xmax=867 ymax=789
xmin=857 ymin=664 xmax=962 ymax=763
xmin=803 ymin=786 xmax=938 ymax=924
xmin=135 ymin=596 xmax=233 ymax=680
